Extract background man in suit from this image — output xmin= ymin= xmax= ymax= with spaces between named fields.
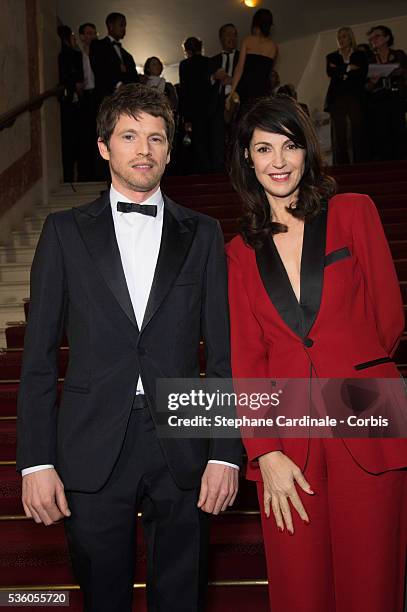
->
xmin=90 ymin=12 xmax=139 ymax=179
xmin=57 ymin=25 xmax=84 ymax=182
xmin=17 ymin=84 xmax=241 ymax=612
xmin=179 ymin=37 xmax=212 ymax=173
xmin=90 ymin=12 xmax=139 ymax=107
xmin=78 ymin=22 xmax=98 ymax=180
xmin=209 ymin=24 xmax=239 ymax=171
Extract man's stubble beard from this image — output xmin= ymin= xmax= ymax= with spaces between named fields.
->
xmin=110 ymin=158 xmax=163 ymax=194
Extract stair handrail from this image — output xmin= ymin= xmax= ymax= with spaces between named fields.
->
xmin=0 ymin=85 xmax=64 ymax=132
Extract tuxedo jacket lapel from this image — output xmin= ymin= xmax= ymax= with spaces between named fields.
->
xmin=140 ymin=196 xmax=197 ymax=333
xmin=73 ymin=192 xmax=139 ymax=330
xmin=300 ymin=204 xmax=327 ymax=336
xmin=255 ymin=204 xmax=328 ymax=338
xmin=256 ymin=237 xmax=304 ymax=337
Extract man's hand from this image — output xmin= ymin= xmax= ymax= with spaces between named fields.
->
xmin=197 ymin=463 xmax=239 ymax=515
xmin=222 ymin=74 xmax=233 ymax=86
xmin=22 ymin=468 xmax=71 ymax=526
xmin=213 ymin=68 xmax=227 ymax=81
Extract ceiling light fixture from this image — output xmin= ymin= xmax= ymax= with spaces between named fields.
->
xmin=243 ymin=0 xmax=262 ymax=7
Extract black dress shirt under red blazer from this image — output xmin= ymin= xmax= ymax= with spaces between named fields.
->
xmin=227 ymin=193 xmax=406 ymax=480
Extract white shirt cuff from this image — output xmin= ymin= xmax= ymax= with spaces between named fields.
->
xmin=21 ymin=465 xmax=54 ymax=477
xmin=208 ymin=460 xmax=239 ymax=470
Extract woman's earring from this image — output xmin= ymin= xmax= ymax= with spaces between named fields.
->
xmin=244 ymin=153 xmax=254 ymax=168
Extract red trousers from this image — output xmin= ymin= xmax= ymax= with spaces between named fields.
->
xmin=257 ymin=438 xmax=407 ymax=612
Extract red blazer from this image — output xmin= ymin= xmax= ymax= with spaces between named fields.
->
xmin=227 ymin=193 xmax=407 ymax=480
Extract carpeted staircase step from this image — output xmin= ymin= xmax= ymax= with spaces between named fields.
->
xmin=0 ymin=462 xmax=258 ymax=516
xmin=390 ymin=241 xmax=407 ymax=259
xmin=328 ymin=159 xmax=407 ymax=174
xmin=1 ymin=332 xmax=406 ymax=377
xmin=24 ymin=194 xmax=407 ymax=236
xmin=0 ymin=349 xmax=69 ymax=380
xmin=0 ymin=584 xmax=270 ymax=612
xmin=0 ymin=419 xmax=17 ymax=460
xmin=0 ymin=343 xmax=203 ymax=378
xmin=5 ymin=324 xmax=68 ymax=348
xmin=0 ymin=513 xmax=266 ymax=586
xmin=332 ymin=168 xmax=407 ymax=185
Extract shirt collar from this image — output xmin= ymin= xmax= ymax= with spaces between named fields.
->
xmin=108 ymin=35 xmax=121 ymax=45
xmin=110 ymin=184 xmax=164 ymax=216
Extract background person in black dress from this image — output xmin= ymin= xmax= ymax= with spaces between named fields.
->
xmin=227 ymin=9 xmax=278 ymax=113
xmin=366 ymin=25 xmax=407 ymax=161
xmin=325 ymin=27 xmax=368 ymax=164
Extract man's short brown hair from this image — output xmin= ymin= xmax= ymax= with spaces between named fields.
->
xmin=97 ymin=84 xmax=175 ymax=148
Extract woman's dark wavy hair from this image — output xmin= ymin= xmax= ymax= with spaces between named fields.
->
xmin=251 ymin=9 xmax=273 ymax=37
xmin=230 ymin=95 xmax=336 ymax=249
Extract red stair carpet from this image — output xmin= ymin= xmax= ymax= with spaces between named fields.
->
xmin=0 ymin=160 xmax=406 ymax=610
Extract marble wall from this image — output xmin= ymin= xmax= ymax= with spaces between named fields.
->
xmin=0 ymin=1 xmax=31 ymax=175
xmin=0 ymin=0 xmax=42 ymax=218
xmin=0 ymin=0 xmax=61 ymax=242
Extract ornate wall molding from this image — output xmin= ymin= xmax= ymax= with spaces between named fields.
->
xmin=0 ymin=0 xmax=42 ymax=216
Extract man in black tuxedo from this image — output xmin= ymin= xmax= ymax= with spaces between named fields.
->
xmin=90 ymin=12 xmax=139 ymax=180
xmin=208 ymin=24 xmax=239 ymax=171
xmin=90 ymin=12 xmax=139 ymax=107
xmin=17 ymin=84 xmax=241 ymax=612
xmin=179 ymin=37 xmax=212 ymax=173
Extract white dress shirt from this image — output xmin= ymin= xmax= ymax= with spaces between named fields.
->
xmin=108 ymin=35 xmax=123 ymax=60
xmin=222 ymin=49 xmax=236 ymax=95
xmin=22 ymin=185 xmax=238 ymax=475
xmin=81 ymin=50 xmax=95 ymax=90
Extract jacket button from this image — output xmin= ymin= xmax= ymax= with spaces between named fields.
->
xmin=303 ymin=337 xmax=314 ymax=348
xmin=137 ymin=347 xmax=146 ymax=356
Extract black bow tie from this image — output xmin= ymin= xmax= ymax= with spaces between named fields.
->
xmin=117 ymin=201 xmax=157 ymax=217
xmin=112 ymin=40 xmax=122 ymax=47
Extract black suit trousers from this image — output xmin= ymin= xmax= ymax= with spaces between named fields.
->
xmin=209 ymin=93 xmax=226 ymax=172
xmin=77 ymin=90 xmax=98 ymax=182
xmin=64 ymin=397 xmax=210 ymax=612
xmin=329 ymin=94 xmax=367 ymax=164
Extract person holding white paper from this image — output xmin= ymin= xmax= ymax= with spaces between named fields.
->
xmin=366 ymin=25 xmax=407 ymax=160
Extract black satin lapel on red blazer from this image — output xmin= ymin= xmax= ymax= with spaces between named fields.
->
xmin=73 ymin=193 xmax=139 ymax=330
xmin=256 ymin=237 xmax=304 ymax=337
xmin=300 ymin=204 xmax=328 ymax=336
xmin=255 ymin=204 xmax=328 ymax=338
xmin=140 ymin=197 xmax=197 ymax=333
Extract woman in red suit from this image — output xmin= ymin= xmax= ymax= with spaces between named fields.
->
xmin=227 ymin=95 xmax=407 ymax=612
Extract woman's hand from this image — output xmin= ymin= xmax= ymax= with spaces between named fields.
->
xmin=258 ymin=451 xmax=314 ymax=533
xmin=225 ymin=91 xmax=239 ymax=112
xmin=225 ymin=94 xmax=232 ymax=111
